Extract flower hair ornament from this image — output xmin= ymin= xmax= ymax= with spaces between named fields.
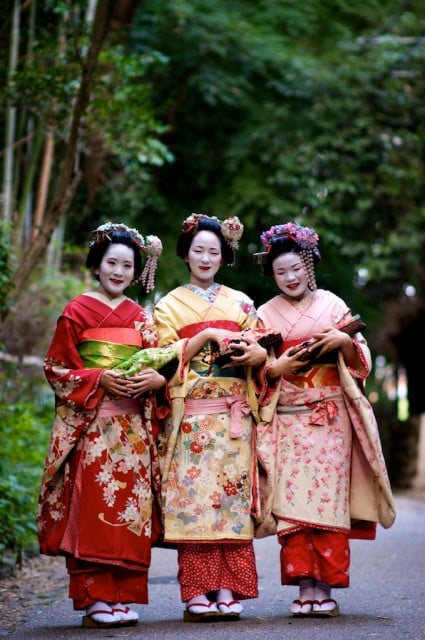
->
xmin=254 ymin=221 xmax=320 ymax=290
xmin=89 ymin=222 xmax=163 ymax=292
xmin=182 ymin=213 xmax=244 ymax=261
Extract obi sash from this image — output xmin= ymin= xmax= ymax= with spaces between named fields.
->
xmin=177 ymin=320 xmax=240 ymax=339
xmin=284 ymin=364 xmax=340 ymax=389
xmin=78 ymin=327 xmax=142 ymax=368
xmin=185 ymin=395 xmax=251 ymax=438
xmin=178 ymin=320 xmax=244 ymax=378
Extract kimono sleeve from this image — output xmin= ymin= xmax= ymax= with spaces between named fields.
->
xmin=154 ymin=298 xmax=182 ymax=347
xmin=237 ymin=292 xmax=259 ymax=331
xmin=332 ymin=299 xmax=371 ymax=379
xmin=44 ymin=316 xmax=104 ymax=411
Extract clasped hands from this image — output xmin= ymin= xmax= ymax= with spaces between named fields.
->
xmin=100 ymin=368 xmax=166 ymax=399
xmin=278 ymin=326 xmax=353 ymax=376
xmin=214 ymin=329 xmax=267 ymax=367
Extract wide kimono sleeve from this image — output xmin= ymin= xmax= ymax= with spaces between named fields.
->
xmin=154 ymin=295 xmax=185 ymax=347
xmin=330 ymin=296 xmax=372 ymax=381
xmin=44 ymin=313 xmax=104 ymax=412
xmin=153 ymin=294 xmax=189 ymax=386
xmin=232 ymin=291 xmax=280 ymax=420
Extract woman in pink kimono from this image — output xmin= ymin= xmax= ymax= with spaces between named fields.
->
xmin=255 ymin=222 xmax=395 ymax=618
xmin=154 ymin=214 xmax=271 ymax=622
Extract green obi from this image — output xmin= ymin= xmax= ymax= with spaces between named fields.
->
xmin=78 ymin=340 xmax=139 ymax=369
xmin=78 ymin=327 xmax=177 ymax=375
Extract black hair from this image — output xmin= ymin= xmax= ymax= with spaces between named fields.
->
xmin=262 ymin=236 xmax=320 ymax=277
xmin=86 ymin=231 xmax=143 ymax=281
xmin=176 ymin=216 xmax=235 ymax=266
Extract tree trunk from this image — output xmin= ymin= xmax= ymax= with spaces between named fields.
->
xmin=15 ymin=121 xmax=43 ymax=251
xmin=32 ymin=130 xmax=55 ymax=240
xmin=11 ymin=0 xmax=115 ymax=297
xmin=2 ymin=0 xmax=20 ymax=223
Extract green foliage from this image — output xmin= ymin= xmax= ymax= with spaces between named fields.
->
xmin=0 ymin=2 xmax=90 ymax=127
xmin=0 ymin=395 xmax=53 ymax=554
xmin=0 ymin=224 xmax=14 ymax=318
xmin=0 ymin=0 xmax=175 ymax=257
xmin=129 ymin=0 xmax=425 ymax=323
xmin=90 ymin=48 xmax=172 ymax=164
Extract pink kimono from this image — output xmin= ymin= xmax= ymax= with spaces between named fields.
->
xmin=256 ymin=289 xmax=395 ymax=586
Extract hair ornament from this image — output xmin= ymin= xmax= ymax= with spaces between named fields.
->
xmin=182 ymin=213 xmax=217 ymax=234
xmin=140 ymin=235 xmax=163 ymax=292
xmin=254 ymin=221 xmax=319 ymax=290
xmin=221 ymin=216 xmax=244 ymax=250
xmin=254 ymin=221 xmax=320 ymax=266
xmin=182 ymin=213 xmax=244 ymax=252
xmin=260 ymin=222 xmax=319 ymax=253
xmin=89 ymin=222 xmax=162 ymax=292
xmin=89 ymin=221 xmax=147 ymax=249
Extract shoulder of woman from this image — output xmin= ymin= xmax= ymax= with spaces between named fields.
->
xmin=222 ymin=284 xmax=253 ymax=303
xmin=154 ymin=287 xmax=182 ymax=309
xmin=318 ymin=289 xmax=347 ymax=305
xmin=257 ymin=294 xmax=283 ymax=312
xmin=60 ymin=294 xmax=88 ymax=317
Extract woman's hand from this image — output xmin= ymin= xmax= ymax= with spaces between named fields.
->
xmin=229 ymin=333 xmax=268 ymax=367
xmin=299 ymin=327 xmax=359 ymax=369
xmin=126 ymin=368 xmax=166 ymax=398
xmin=210 ymin=328 xmax=241 ymax=352
xmin=99 ymin=370 xmax=131 ymax=397
xmin=267 ymin=346 xmax=309 ymax=379
xmin=307 ymin=327 xmax=351 ymax=356
xmin=185 ymin=327 xmax=240 ymax=362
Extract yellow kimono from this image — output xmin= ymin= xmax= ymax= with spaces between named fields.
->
xmin=154 ymin=284 xmax=263 ymax=543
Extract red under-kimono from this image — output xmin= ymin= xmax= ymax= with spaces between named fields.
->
xmin=37 ymin=294 xmax=168 ymax=609
xmin=257 ymin=289 xmax=396 ymax=587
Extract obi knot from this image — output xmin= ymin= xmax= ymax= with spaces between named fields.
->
xmin=309 ymin=400 xmax=339 ymax=426
xmin=226 ymin=395 xmax=251 ymax=438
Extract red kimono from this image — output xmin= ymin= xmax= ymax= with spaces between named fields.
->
xmin=37 ymin=294 xmax=167 ymax=609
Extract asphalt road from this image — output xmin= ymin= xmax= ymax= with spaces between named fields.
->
xmin=3 ymin=491 xmax=424 ymax=640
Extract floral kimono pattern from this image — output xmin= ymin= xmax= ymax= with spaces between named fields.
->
xmin=37 ymin=294 xmax=168 ymax=572
xmin=256 ymin=289 xmax=396 ymax=539
xmin=154 ymin=284 xmax=269 ymax=543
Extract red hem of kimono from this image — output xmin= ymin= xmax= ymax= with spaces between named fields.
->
xmin=347 ymin=339 xmax=370 ymax=379
xmin=278 ymin=529 xmax=350 ymax=587
xmin=176 ymin=541 xmax=258 ymax=601
xmin=349 ymin=520 xmax=377 ymax=540
xmin=255 ymin=361 xmax=279 ymax=405
xmin=66 ymin=557 xmax=149 ymax=609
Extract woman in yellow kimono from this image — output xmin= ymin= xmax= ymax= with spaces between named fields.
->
xmin=154 ymin=214 xmax=271 ymax=622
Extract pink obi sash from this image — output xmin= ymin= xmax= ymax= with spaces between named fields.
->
xmin=97 ymin=396 xmax=140 ymax=417
xmin=184 ymin=394 xmax=251 ymax=438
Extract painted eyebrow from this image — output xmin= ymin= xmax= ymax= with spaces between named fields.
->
xmin=192 ymin=245 xmax=220 ymax=251
xmin=107 ymin=257 xmax=134 ymax=265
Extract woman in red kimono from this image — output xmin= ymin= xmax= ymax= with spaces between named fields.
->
xmin=37 ymin=222 xmax=168 ymax=628
xmin=254 ymin=222 xmax=395 ymax=618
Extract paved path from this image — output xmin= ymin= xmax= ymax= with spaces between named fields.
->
xmin=3 ymin=491 xmax=424 ymax=640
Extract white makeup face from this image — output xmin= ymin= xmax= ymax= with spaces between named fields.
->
xmin=272 ymin=251 xmax=309 ymax=300
xmin=187 ymin=230 xmax=222 ymax=289
xmin=96 ymin=243 xmax=135 ymax=298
